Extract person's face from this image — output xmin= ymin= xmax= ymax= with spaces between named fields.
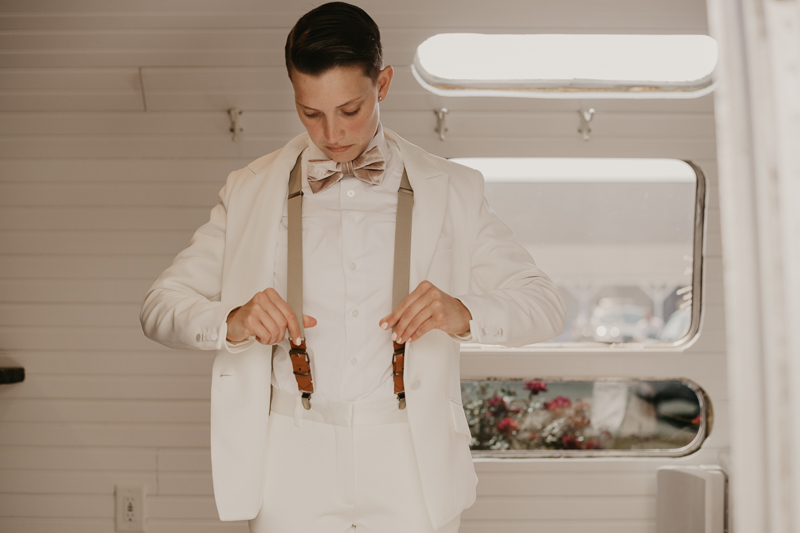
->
xmin=290 ymin=64 xmax=393 ymax=163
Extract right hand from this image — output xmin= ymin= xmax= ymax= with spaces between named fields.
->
xmin=225 ymin=288 xmax=316 ymax=345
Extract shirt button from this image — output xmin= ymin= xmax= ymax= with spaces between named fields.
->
xmin=349 ymin=262 xmax=356 ymax=271
xmin=352 ymin=309 xmax=359 ymax=317
xmin=349 ymin=357 xmax=358 ymax=366
xmin=347 ymin=189 xmax=355 ymax=197
xmin=196 ymin=333 xmax=202 ymax=342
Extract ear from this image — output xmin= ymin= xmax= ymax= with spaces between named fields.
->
xmin=377 ymin=65 xmax=394 ymax=100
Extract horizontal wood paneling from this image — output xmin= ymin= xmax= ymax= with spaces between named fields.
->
xmin=0 ymin=422 xmax=210 ymax=448
xmin=0 ymin=399 xmax=210 ymax=423
xmin=0 ymin=109 xmax=716 ymax=141
xmin=0 ymin=257 xmax=177 ymax=279
xmin=0 ymin=447 xmax=156 ymax=471
xmin=0 ymin=471 xmax=158 ymax=495
xmin=0 ymin=137 xmax=718 ymax=160
xmin=458 ymin=521 xmax=656 ymax=533
xmin=0 ymin=374 xmax=211 ymax=399
xmin=0 ymin=351 xmax=212 ymax=375
xmin=0 ymin=158 xmax=254 ymax=183
xmin=0 ymin=518 xmax=246 ymax=533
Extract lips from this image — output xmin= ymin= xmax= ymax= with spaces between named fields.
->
xmin=327 ymin=144 xmax=353 ymax=153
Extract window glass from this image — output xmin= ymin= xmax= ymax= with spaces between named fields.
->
xmin=461 ymin=379 xmax=709 ymax=456
xmin=452 ymin=157 xmax=702 ymax=346
xmin=413 ymin=34 xmax=718 ymax=98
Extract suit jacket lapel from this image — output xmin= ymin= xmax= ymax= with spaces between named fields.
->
xmin=384 ymin=128 xmax=450 ymax=289
xmin=231 ymin=134 xmax=306 ymax=304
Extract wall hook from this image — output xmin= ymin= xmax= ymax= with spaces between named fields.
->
xmin=434 ymin=108 xmax=449 ymax=142
xmin=228 ymin=107 xmax=243 ymax=142
xmin=578 ymin=108 xmax=595 ymax=141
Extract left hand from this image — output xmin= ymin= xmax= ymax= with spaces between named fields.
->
xmin=379 ymin=280 xmax=472 ymax=343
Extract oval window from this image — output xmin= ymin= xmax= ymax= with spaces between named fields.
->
xmin=413 ymin=33 xmax=718 ymax=98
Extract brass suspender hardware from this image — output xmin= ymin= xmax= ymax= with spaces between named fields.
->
xmin=301 ymin=392 xmax=311 ymax=410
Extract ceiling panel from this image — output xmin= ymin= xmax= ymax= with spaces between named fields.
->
xmin=0 ymin=0 xmax=713 ymax=117
xmin=0 ymin=0 xmax=708 ymax=31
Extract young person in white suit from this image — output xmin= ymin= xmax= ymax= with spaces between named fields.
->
xmin=140 ymin=3 xmax=566 ymax=532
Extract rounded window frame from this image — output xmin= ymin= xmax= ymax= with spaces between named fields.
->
xmin=462 ymin=376 xmax=713 ymax=458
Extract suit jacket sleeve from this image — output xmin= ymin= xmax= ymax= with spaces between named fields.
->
xmin=139 ymin=167 xmax=249 ymax=353
xmin=449 ymin=167 xmax=566 ymax=347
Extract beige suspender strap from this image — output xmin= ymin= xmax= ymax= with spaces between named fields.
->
xmin=392 ymin=171 xmax=413 ymax=311
xmin=392 ymin=169 xmax=413 ymax=409
xmin=287 ymin=154 xmax=305 ymax=339
xmin=286 ymin=153 xmax=414 ymax=410
xmin=287 ymin=154 xmax=313 ymax=409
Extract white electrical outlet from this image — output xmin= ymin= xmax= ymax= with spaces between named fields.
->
xmin=115 ymin=485 xmax=146 ymax=532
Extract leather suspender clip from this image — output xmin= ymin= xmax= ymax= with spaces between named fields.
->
xmin=289 ymin=339 xmax=314 ymax=410
xmin=392 ymin=341 xmax=407 ymax=410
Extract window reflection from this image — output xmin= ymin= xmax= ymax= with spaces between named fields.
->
xmin=462 ymin=379 xmax=708 ymax=456
xmin=453 ymin=157 xmax=700 ymax=345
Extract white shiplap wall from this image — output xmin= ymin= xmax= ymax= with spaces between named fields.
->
xmin=0 ymin=0 xmax=727 ymax=532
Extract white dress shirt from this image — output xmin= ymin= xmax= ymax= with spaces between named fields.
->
xmin=225 ymin=122 xmax=473 ymax=402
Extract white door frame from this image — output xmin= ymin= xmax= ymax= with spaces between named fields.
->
xmin=704 ymin=0 xmax=800 ymax=531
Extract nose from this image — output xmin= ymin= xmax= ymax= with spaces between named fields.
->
xmin=322 ymin=116 xmax=341 ymax=144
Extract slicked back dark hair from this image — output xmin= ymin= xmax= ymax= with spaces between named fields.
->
xmin=285 ymin=2 xmax=383 ymax=82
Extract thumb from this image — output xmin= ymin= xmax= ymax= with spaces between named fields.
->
xmin=303 ymin=314 xmax=317 ymax=328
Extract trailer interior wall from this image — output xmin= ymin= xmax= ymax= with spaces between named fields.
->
xmin=0 ymin=0 xmax=727 ymax=532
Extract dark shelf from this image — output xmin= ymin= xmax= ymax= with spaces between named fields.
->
xmin=0 ymin=367 xmax=25 ymax=384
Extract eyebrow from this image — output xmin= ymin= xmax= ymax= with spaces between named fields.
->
xmin=297 ymin=97 xmax=362 ymax=111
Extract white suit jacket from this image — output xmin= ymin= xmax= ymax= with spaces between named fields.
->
xmin=139 ymin=128 xmax=566 ymax=529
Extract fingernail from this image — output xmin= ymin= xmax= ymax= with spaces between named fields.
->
xmin=397 ymin=337 xmax=402 ymax=344
xmin=380 ymin=322 xmax=388 ymax=330
xmin=391 ymin=332 xmax=397 ymax=341
xmin=294 ymin=338 xmax=300 ymax=345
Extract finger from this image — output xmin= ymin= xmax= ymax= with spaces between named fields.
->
xmin=407 ymin=315 xmax=438 ymax=343
xmin=379 ymin=281 xmax=431 ymax=330
xmin=251 ymin=318 xmax=273 ymax=345
xmin=303 ymin=314 xmax=317 ymax=328
xmin=394 ymin=291 xmax=435 ymax=343
xmin=266 ymin=291 xmax=301 ymax=344
xmin=261 ymin=309 xmax=286 ymax=344
xmin=401 ymin=306 xmax=434 ymax=343
xmin=383 ymin=281 xmax=430 ymax=326
xmin=258 ymin=297 xmax=290 ymax=344
xmin=244 ymin=305 xmax=277 ymax=344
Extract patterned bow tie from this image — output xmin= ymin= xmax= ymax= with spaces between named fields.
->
xmin=306 ymin=145 xmax=386 ymax=194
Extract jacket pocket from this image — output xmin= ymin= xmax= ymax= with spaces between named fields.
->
xmin=449 ymin=399 xmax=472 ymax=438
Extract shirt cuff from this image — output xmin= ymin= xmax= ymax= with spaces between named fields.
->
xmin=448 ymin=294 xmax=510 ymax=345
xmin=220 ymin=305 xmax=256 ymax=353
xmin=449 ymin=298 xmax=477 ymax=343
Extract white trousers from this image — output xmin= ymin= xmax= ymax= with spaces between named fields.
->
xmin=248 ymin=386 xmax=462 ymax=533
